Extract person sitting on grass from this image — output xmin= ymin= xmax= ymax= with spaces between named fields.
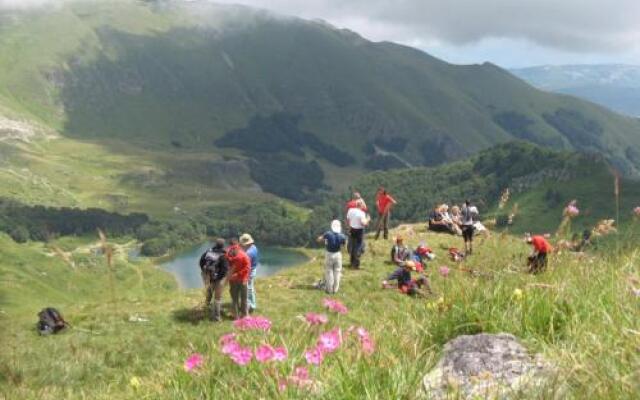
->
xmin=226 ymin=239 xmax=251 ymax=319
xmin=428 ymin=205 xmax=456 ymax=234
xmin=390 ymin=236 xmax=411 ymax=266
xmin=381 ymin=261 xmax=430 ymax=297
xmin=525 ymin=233 xmax=553 ymax=274
xmin=412 ymin=244 xmax=435 ymax=266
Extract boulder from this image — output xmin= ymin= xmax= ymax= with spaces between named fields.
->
xmin=421 ymin=333 xmax=556 ymax=399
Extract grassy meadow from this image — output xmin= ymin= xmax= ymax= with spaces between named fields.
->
xmin=1 ymin=219 xmax=639 ymax=399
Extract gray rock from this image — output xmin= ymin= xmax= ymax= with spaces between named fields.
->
xmin=421 ymin=333 xmax=556 ymax=399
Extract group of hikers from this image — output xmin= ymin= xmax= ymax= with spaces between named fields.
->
xmin=199 ymin=186 xmax=555 ymax=320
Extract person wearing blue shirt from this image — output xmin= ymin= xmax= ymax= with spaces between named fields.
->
xmin=240 ymin=233 xmax=259 ymax=312
xmin=316 ymin=220 xmax=347 ymax=294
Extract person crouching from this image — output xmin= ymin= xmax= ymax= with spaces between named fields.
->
xmin=226 ymin=239 xmax=251 ymax=319
xmin=525 ymin=233 xmax=553 ymax=274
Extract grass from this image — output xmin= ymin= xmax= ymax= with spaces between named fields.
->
xmin=1 ymin=218 xmax=639 ymax=399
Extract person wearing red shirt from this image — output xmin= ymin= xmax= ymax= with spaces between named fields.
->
xmin=226 ymin=240 xmax=251 ymax=318
xmin=526 ymin=234 xmax=553 ymax=274
xmin=345 ymin=192 xmax=368 ymax=213
xmin=374 ymin=187 xmax=396 ymax=240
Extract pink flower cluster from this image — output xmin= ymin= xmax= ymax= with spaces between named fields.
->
xmin=323 ymin=298 xmax=348 ymax=314
xmin=634 ymin=206 xmax=640 ymax=217
xmin=280 ymin=366 xmax=314 ymax=392
xmin=219 ymin=327 xmax=287 ymax=366
xmin=304 ymin=327 xmax=343 ymax=365
xmin=184 ymin=353 xmax=204 ymax=372
xmin=564 ymin=200 xmax=580 ymax=217
xmin=355 ymin=327 xmax=375 ymax=355
xmin=233 ymin=315 xmax=272 ymax=331
xmin=439 ymin=265 xmax=450 ymax=278
xmin=305 ymin=312 xmax=328 ymax=325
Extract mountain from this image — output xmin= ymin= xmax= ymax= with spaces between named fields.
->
xmin=511 ymin=64 xmax=640 ymax=117
xmin=1 ymin=0 xmax=640 ymax=206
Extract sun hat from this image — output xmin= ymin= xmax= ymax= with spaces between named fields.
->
xmin=239 ymin=233 xmax=254 ymax=246
xmin=330 ymin=220 xmax=342 ymax=234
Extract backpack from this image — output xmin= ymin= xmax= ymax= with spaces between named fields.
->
xmin=199 ymin=249 xmax=222 ymax=273
xmin=37 ymin=307 xmax=67 ymax=335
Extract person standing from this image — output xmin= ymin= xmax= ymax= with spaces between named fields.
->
xmin=226 ymin=239 xmax=251 ymax=319
xmin=198 ymin=238 xmax=229 ymax=321
xmin=374 ymin=187 xmax=397 ymax=240
xmin=460 ymin=200 xmax=479 ymax=255
xmin=317 ymin=220 xmax=347 ymax=294
xmin=346 ymin=200 xmax=370 ymax=269
xmin=345 ymin=192 xmax=368 ymax=214
xmin=526 ymin=234 xmax=553 ymax=274
xmin=239 ymin=233 xmax=259 ymax=313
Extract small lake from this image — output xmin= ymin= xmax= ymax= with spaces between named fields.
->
xmin=160 ymin=242 xmax=309 ymax=289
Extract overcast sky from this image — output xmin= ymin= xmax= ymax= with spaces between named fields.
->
xmin=211 ymin=0 xmax=640 ymax=68
xmin=1 ymin=0 xmax=638 ymax=68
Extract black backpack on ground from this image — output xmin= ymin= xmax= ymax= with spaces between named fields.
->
xmin=37 ymin=307 xmax=67 ymax=335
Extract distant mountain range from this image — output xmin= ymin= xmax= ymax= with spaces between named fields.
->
xmin=511 ymin=65 xmax=640 ymax=117
xmin=1 ymin=0 xmax=640 ymax=206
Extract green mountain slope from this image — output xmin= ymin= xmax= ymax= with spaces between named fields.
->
xmin=350 ymin=142 xmax=640 ymax=233
xmin=1 ymin=0 xmax=640 ymax=205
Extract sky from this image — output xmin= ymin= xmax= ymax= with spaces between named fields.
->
xmin=209 ymin=0 xmax=640 ymax=68
xmin=1 ymin=0 xmax=638 ymax=68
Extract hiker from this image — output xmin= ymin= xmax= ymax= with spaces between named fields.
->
xmin=390 ymin=236 xmax=411 ymax=266
xmin=198 ymin=238 xmax=229 ymax=321
xmin=374 ymin=187 xmax=396 ymax=240
xmin=226 ymin=239 xmax=251 ymax=319
xmin=345 ymin=192 xmax=368 ymax=213
xmin=412 ymin=244 xmax=435 ymax=266
xmin=428 ymin=205 xmax=456 ymax=234
xmin=381 ymin=261 xmax=430 ymax=297
xmin=461 ymin=200 xmax=479 ymax=255
xmin=346 ymin=199 xmax=370 ymax=268
xmin=317 ymin=220 xmax=347 ymax=294
xmin=526 ymin=234 xmax=552 ymax=274
xmin=239 ymin=233 xmax=259 ymax=313
xmin=449 ymin=205 xmax=463 ymax=235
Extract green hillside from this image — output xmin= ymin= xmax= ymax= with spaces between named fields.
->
xmin=350 ymin=142 xmax=640 ymax=234
xmin=1 ymin=0 xmax=640 ymax=205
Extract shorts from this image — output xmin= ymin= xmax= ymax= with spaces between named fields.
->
xmin=462 ymin=225 xmax=475 ymax=242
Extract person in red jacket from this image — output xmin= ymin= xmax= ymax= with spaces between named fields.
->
xmin=226 ymin=239 xmax=251 ymax=319
xmin=526 ymin=234 xmax=553 ymax=274
xmin=374 ymin=187 xmax=397 ymax=240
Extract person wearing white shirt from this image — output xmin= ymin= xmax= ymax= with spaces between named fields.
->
xmin=346 ymin=200 xmax=370 ymax=268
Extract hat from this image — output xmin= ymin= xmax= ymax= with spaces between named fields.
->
xmin=405 ymin=260 xmax=417 ymax=271
xmin=330 ymin=220 xmax=342 ymax=234
xmin=239 ymin=233 xmax=254 ymax=246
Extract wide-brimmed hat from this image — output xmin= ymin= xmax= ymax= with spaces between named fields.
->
xmin=330 ymin=220 xmax=342 ymax=234
xmin=239 ymin=233 xmax=254 ymax=246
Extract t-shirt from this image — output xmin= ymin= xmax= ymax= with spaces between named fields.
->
xmin=345 ymin=199 xmax=367 ymax=212
xmin=429 ymin=210 xmax=443 ymax=223
xmin=347 ymin=207 xmax=368 ymax=229
xmin=245 ymin=244 xmax=259 ymax=272
xmin=323 ymin=231 xmax=347 ymax=252
xmin=531 ymin=235 xmax=552 ymax=253
xmin=461 ymin=206 xmax=478 ymax=226
xmin=376 ymin=193 xmax=395 ymax=214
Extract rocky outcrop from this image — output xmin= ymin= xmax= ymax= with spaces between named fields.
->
xmin=421 ymin=333 xmax=556 ymax=399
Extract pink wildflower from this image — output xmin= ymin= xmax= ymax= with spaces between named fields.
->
xmin=439 ymin=266 xmax=450 ymax=278
xmin=634 ymin=206 xmax=640 ymax=217
xmin=183 ymin=353 xmax=204 ymax=372
xmin=322 ymin=298 xmax=348 ymax=314
xmin=219 ymin=333 xmax=237 ymax=345
xmin=278 ymin=379 xmax=288 ymax=392
xmin=229 ymin=346 xmax=253 ymax=366
xmin=304 ymin=346 xmax=324 ymax=365
xmin=293 ymin=366 xmax=309 ymax=380
xmin=305 ymin=312 xmax=328 ymax=325
xmin=361 ymin=336 xmax=375 ymax=355
xmin=564 ymin=200 xmax=580 ymax=217
xmin=289 ymin=366 xmax=313 ymax=389
xmin=273 ymin=346 xmax=288 ymax=361
xmin=221 ymin=340 xmax=241 ymax=355
xmin=255 ymin=344 xmax=276 ymax=363
xmin=233 ymin=315 xmax=272 ymax=331
xmin=317 ymin=328 xmax=342 ymax=354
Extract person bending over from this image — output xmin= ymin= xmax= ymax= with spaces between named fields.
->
xmin=525 ymin=233 xmax=553 ymax=274
xmin=382 ymin=261 xmax=430 ymax=297
xmin=198 ymin=238 xmax=229 ymax=321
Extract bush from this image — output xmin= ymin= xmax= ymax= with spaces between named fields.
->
xmin=9 ymin=226 xmax=30 ymax=243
